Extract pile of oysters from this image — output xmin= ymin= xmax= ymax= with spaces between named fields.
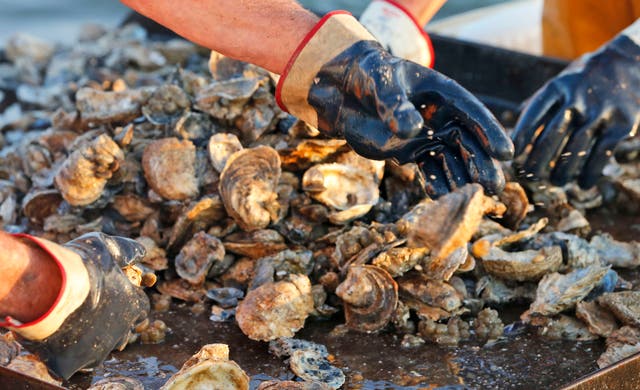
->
xmin=2 ymin=22 xmax=640 ymax=388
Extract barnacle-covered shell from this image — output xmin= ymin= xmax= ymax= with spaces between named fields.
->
xmin=418 ymin=317 xmax=470 ymax=346
xmin=208 ymin=133 xmax=243 ymax=172
xmin=576 ymin=301 xmax=618 ymax=337
xmin=223 ymin=229 xmax=287 ymax=259
xmin=219 ymin=146 xmax=281 ymax=231
xmin=481 ymin=246 xmax=562 ymax=282
xmin=54 ymin=134 xmax=124 ymax=206
xmin=160 ymin=344 xmax=249 ymax=390
xmin=236 ymin=274 xmax=314 ymax=341
xmin=76 ymin=87 xmax=152 ymax=126
xmin=142 ymin=137 xmax=198 ymax=200
xmin=523 ymin=265 xmax=610 ymax=319
xmin=175 ymin=232 xmax=226 ymax=285
xmin=474 ymin=308 xmax=503 ymax=342
xmin=399 ymin=184 xmax=492 ymax=278
xmin=335 ymin=265 xmax=398 ymax=333
xmin=302 ymin=163 xmax=379 ymax=224
xmin=289 ymin=350 xmax=345 ymax=390
xmin=590 ymin=234 xmax=640 ymax=268
xmin=497 ymin=182 xmax=529 ymax=229
xmin=142 ymin=84 xmax=190 ymax=125
xmin=598 ymin=291 xmax=640 ymax=327
xmin=89 ymin=376 xmax=144 ymax=390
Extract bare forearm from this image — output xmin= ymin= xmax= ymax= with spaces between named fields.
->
xmin=0 ymin=232 xmax=61 ymax=323
xmin=120 ymin=0 xmax=319 ymax=74
xmin=394 ymin=0 xmax=447 ymax=25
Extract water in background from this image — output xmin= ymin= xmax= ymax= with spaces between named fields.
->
xmin=0 ymin=0 xmax=510 ymax=44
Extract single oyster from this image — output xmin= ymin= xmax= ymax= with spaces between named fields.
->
xmin=576 ymin=300 xmax=618 ymax=337
xmin=166 ymin=195 xmax=226 ymax=253
xmin=250 ymin=249 xmax=314 ymax=290
xmin=268 ymin=337 xmax=328 ymax=359
xmin=475 ymin=275 xmax=537 ymax=305
xmin=135 ymin=236 xmax=168 ymax=271
xmin=590 ymin=234 xmax=640 ymax=268
xmin=236 ymin=274 xmax=314 ymax=341
xmin=481 ymin=246 xmax=562 ymax=282
xmin=523 ymin=265 xmax=610 ymax=319
xmin=208 ymin=133 xmax=243 ymax=172
xmin=290 ymin=350 xmax=345 ymax=390
xmin=76 ymin=87 xmax=152 ymax=126
xmin=195 ymin=77 xmax=262 ymax=120
xmin=112 ymin=194 xmax=155 ymax=222
xmin=279 ymin=139 xmax=348 ymax=171
xmin=0 ymin=332 xmax=20 ymax=366
xmin=219 ymin=146 xmax=281 ymax=231
xmin=175 ymin=232 xmax=226 ymax=285
xmin=223 ymin=229 xmax=287 ymax=259
xmin=398 ymin=184 xmax=495 ymax=279
xmin=598 ymin=291 xmax=640 ymax=327
xmin=497 ymin=181 xmax=529 ymax=229
xmin=302 ymin=163 xmax=379 ymax=224
xmin=397 ymin=272 xmax=462 ymax=312
xmin=142 ymin=137 xmax=198 ymax=200
xmin=531 ymin=315 xmax=598 ymax=341
xmin=54 ymin=134 xmax=124 ymax=206
xmin=6 ymin=354 xmax=61 ymax=386
xmin=21 ymin=189 xmax=62 ymax=224
xmin=157 ymin=279 xmax=206 ymax=302
xmin=89 ymin=376 xmax=144 ymax=390
xmin=371 ymin=247 xmax=430 ymax=277
xmin=160 ymin=344 xmax=249 ymax=390
xmin=335 ymin=265 xmax=398 ymax=333
xmin=5 ymin=33 xmax=55 ymax=66
xmin=142 ymin=84 xmax=190 ymax=125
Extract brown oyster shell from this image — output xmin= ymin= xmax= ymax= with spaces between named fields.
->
xmin=523 ymin=265 xmax=610 ymax=320
xmin=598 ymin=326 xmax=640 ymax=368
xmin=112 ymin=193 xmax=155 ymax=222
xmin=6 ymin=354 xmax=61 ymax=386
xmin=0 ymin=332 xmax=20 ymax=366
xmin=302 ymin=163 xmax=379 ymax=224
xmin=76 ymin=86 xmax=152 ymax=126
xmin=497 ymin=182 xmax=529 ymax=229
xmin=279 ymin=139 xmax=348 ymax=171
xmin=166 ymin=195 xmax=226 ymax=253
xmin=54 ymin=134 xmax=123 ymax=206
xmin=598 ymin=291 xmax=640 ymax=327
xmin=208 ymin=133 xmax=243 ymax=172
xmin=135 ymin=236 xmax=168 ymax=271
xmin=142 ymin=137 xmax=199 ymax=201
xmin=21 ymin=188 xmax=62 ymax=223
xmin=335 ymin=265 xmax=398 ymax=333
xmin=236 ymin=274 xmax=314 ymax=341
xmin=372 ymin=247 xmax=430 ymax=277
xmin=532 ymin=314 xmax=598 ymax=341
xmin=223 ymin=229 xmax=287 ymax=259
xmin=481 ymin=245 xmax=562 ymax=282
xmin=157 ymin=279 xmax=206 ymax=302
xmin=175 ymin=231 xmax=226 ymax=285
xmin=576 ymin=300 xmax=618 ymax=337
xmin=89 ymin=376 xmax=145 ymax=390
xmin=397 ymin=272 xmax=463 ymax=313
xmin=399 ymin=184 xmax=493 ymax=279
xmin=219 ymin=146 xmax=281 ymax=231
xmin=160 ymin=344 xmax=249 ymax=390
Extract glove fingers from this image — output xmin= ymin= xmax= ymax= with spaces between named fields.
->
xmin=578 ymin=126 xmax=628 ymax=189
xmin=419 ymin=152 xmax=450 ymax=198
xmin=102 ymin=234 xmax=146 ymax=267
xmin=520 ymin=108 xmax=576 ymax=181
xmin=456 ymin=130 xmax=506 ymax=195
xmin=550 ymin=117 xmax=601 ymax=186
xmin=513 ymin=84 xmax=563 ymax=156
xmin=440 ymin=146 xmax=472 ymax=191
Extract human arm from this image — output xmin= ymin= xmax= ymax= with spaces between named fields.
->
xmin=512 ymin=19 xmax=640 ymax=188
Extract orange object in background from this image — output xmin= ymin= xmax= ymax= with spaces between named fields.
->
xmin=543 ymin=0 xmax=640 ymax=59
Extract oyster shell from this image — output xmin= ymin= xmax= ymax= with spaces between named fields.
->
xmin=598 ymin=326 xmax=640 ymax=368
xmin=175 ymin=232 xmax=226 ymax=285
xmin=166 ymin=195 xmax=226 ymax=253
xmin=236 ymin=274 xmax=314 ymax=341
xmin=302 ymin=163 xmax=379 ymax=224
xmin=208 ymin=133 xmax=243 ymax=173
xmin=88 ymin=376 xmax=144 ymax=390
xmin=112 ymin=194 xmax=155 ymax=222
xmin=6 ymin=354 xmax=62 ymax=386
xmin=141 ymin=84 xmax=190 ymax=125
xmin=160 ymin=344 xmax=249 ymax=390
xmin=590 ymin=234 xmax=640 ymax=268
xmin=0 ymin=332 xmax=20 ymax=366
xmin=497 ymin=182 xmax=529 ymax=229
xmin=371 ymin=246 xmax=430 ymax=277
xmin=335 ymin=265 xmax=398 ymax=333
xmin=257 ymin=381 xmax=331 ymax=390
xmin=481 ymin=246 xmax=562 ymax=282
xmin=575 ymin=300 xmax=618 ymax=337
xmin=250 ymin=249 xmax=314 ymax=290
xmin=76 ymin=86 xmax=152 ymax=126
xmin=532 ymin=314 xmax=598 ymax=341
xmin=268 ymin=337 xmax=328 ymax=359
xmin=523 ymin=265 xmax=610 ymax=319
xmin=279 ymin=139 xmax=348 ymax=171
xmin=219 ymin=146 xmax=281 ymax=231
xmin=598 ymin=291 xmax=640 ymax=327
xmin=223 ymin=229 xmax=287 ymax=259
xmin=475 ymin=275 xmax=537 ymax=305
xmin=397 ymin=272 xmax=462 ymax=312
xmin=54 ymin=134 xmax=123 ymax=206
xmin=290 ymin=350 xmax=345 ymax=390
xmin=142 ymin=137 xmax=199 ymax=201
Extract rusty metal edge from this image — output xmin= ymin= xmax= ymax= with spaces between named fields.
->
xmin=560 ymin=351 xmax=640 ymax=390
xmin=0 ymin=365 xmax=67 ymax=390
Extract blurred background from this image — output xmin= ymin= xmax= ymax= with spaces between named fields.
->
xmin=0 ymin=0 xmax=542 ymax=55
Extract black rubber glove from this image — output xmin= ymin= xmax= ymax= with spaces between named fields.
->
xmin=512 ymin=27 xmax=640 ymax=188
xmin=277 ymin=12 xmax=513 ymax=198
xmin=9 ymin=233 xmax=149 ymax=380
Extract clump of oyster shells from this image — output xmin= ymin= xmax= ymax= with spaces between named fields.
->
xmin=2 ymin=22 xmax=640 ymax=387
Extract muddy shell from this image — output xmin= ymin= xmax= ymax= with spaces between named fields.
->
xmin=219 ymin=146 xmax=281 ymax=231
xmin=54 ymin=134 xmax=123 ymax=206
xmin=142 ymin=137 xmax=198 ymax=201
xmin=141 ymin=84 xmax=190 ymax=125
xmin=575 ymin=300 xmax=618 ymax=337
xmin=336 ymin=265 xmax=398 ymax=333
xmin=290 ymin=350 xmax=345 ymax=389
xmin=598 ymin=326 xmax=640 ymax=368
xmin=166 ymin=195 xmax=226 ymax=253
xmin=481 ymin=245 xmax=563 ymax=282
xmin=0 ymin=332 xmax=20 ymax=366
xmin=597 ymin=291 xmax=640 ymax=327
xmin=160 ymin=344 xmax=249 ymax=390
xmin=236 ymin=274 xmax=314 ymax=341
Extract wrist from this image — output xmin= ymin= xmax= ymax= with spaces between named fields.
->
xmin=2 ymin=235 xmax=90 ymax=341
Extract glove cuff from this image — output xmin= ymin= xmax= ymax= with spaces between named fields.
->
xmin=2 ymin=234 xmax=90 ymax=341
xmin=360 ymin=0 xmax=434 ymax=68
xmin=622 ymin=18 xmax=640 ymax=46
xmin=275 ymin=11 xmax=376 ymax=127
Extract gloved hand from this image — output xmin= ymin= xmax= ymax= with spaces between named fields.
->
xmin=359 ymin=0 xmax=434 ymax=67
xmin=2 ymin=233 xmax=149 ymax=380
xmin=276 ymin=12 xmax=513 ymax=197
xmin=512 ymin=20 xmax=640 ymax=189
